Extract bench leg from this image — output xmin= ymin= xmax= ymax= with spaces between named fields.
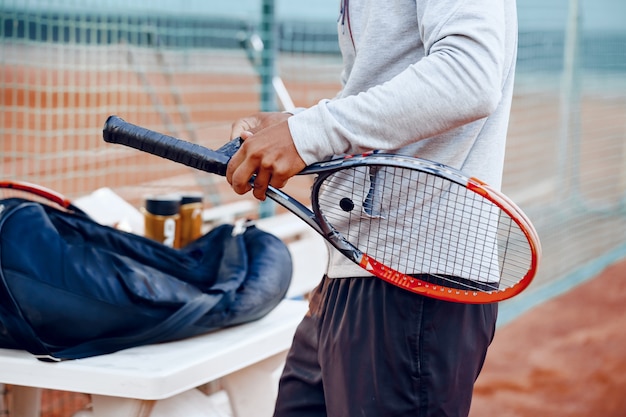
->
xmin=221 ymin=351 xmax=287 ymax=417
xmin=10 ymin=385 xmax=42 ymax=417
xmin=90 ymin=395 xmax=154 ymax=417
xmin=0 ymin=384 xmax=5 ymax=415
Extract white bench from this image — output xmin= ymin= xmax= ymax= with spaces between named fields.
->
xmin=0 ymin=299 xmax=308 ymax=417
xmin=0 ymin=205 xmax=328 ymax=417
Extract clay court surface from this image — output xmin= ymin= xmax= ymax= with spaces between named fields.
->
xmin=470 ymin=257 xmax=626 ymax=417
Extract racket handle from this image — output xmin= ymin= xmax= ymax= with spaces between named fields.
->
xmin=103 ymin=115 xmax=238 ymax=176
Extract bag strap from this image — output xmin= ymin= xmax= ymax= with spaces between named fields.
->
xmin=0 ymin=292 xmax=220 ymax=362
xmin=51 ymin=293 xmax=222 ymax=360
xmin=0 ymin=304 xmax=56 ymax=360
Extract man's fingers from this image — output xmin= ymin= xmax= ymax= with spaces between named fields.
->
xmin=226 ymin=148 xmax=253 ymax=194
xmin=230 ymin=165 xmax=254 ymax=195
xmin=251 ymin=170 xmax=271 ymax=201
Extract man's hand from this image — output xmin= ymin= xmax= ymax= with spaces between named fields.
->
xmin=230 ymin=112 xmax=292 ymax=140
xmin=227 ymin=112 xmax=307 ymax=201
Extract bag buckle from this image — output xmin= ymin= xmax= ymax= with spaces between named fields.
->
xmin=232 ymin=218 xmax=255 ymax=236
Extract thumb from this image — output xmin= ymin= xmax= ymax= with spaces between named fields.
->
xmin=230 ymin=116 xmax=259 ymax=140
xmin=239 ymin=130 xmax=254 ymax=140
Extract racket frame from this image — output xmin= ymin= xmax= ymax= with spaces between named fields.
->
xmin=0 ymin=180 xmax=76 ymax=211
xmin=102 ymin=116 xmax=542 ymax=304
xmin=295 ymin=153 xmax=542 ymax=303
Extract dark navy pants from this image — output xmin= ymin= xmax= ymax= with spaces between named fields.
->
xmin=273 ymin=275 xmax=497 ymax=417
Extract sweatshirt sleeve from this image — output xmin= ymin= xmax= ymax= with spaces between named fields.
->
xmin=288 ymin=0 xmax=509 ymax=165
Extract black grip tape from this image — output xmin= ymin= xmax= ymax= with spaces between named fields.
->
xmin=103 ymin=115 xmax=240 ymax=176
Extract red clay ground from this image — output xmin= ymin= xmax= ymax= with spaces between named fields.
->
xmin=470 ymin=257 xmax=626 ymax=417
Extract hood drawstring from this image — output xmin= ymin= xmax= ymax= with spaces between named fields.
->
xmin=338 ymin=0 xmax=355 ymax=49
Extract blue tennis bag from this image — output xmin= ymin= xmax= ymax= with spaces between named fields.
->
xmin=0 ymin=197 xmax=292 ymax=361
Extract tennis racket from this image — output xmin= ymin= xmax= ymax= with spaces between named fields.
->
xmin=0 ymin=180 xmax=81 ymax=213
xmin=103 ymin=115 xmax=541 ymax=303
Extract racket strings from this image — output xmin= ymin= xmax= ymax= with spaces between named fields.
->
xmin=316 ymin=165 xmax=533 ymax=293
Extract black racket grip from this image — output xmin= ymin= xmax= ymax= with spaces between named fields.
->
xmin=103 ymin=115 xmax=240 ymax=176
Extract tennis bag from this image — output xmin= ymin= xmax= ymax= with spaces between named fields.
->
xmin=0 ymin=197 xmax=292 ymax=361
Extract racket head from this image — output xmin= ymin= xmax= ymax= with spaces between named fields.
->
xmin=308 ymin=154 xmax=541 ymax=304
xmin=0 ymin=180 xmax=80 ymax=213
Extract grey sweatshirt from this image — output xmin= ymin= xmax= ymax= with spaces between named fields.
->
xmin=287 ymin=0 xmax=518 ymax=279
